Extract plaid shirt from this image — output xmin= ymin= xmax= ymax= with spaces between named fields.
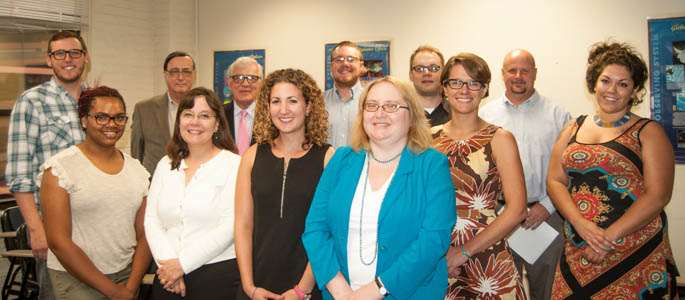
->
xmin=5 ymin=77 xmax=86 ymax=208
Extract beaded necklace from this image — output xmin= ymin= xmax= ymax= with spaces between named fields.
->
xmin=593 ymin=111 xmax=631 ymax=128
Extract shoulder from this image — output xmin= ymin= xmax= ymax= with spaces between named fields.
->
xmin=491 ymin=127 xmax=517 ymax=145
xmin=135 ymin=93 xmax=167 ymax=109
xmin=218 ymin=149 xmax=242 ymax=165
xmin=123 ymin=152 xmax=151 ymax=179
xmin=478 ymin=96 xmax=505 ymax=118
xmin=414 ymin=147 xmax=447 ymax=164
xmin=15 ymin=82 xmax=51 ymax=106
xmin=327 ymin=146 xmax=360 ymax=167
xmin=45 ymin=145 xmax=80 ymax=165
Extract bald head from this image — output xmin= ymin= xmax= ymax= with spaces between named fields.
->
xmin=502 ymin=49 xmax=537 ymax=104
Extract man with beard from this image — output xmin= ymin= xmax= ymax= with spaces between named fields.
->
xmin=131 ymin=51 xmax=195 ymax=175
xmin=324 ymin=41 xmax=365 ymax=149
xmin=6 ymin=30 xmax=90 ymax=300
xmin=222 ymin=56 xmax=262 ymax=155
xmin=479 ymin=49 xmax=571 ymax=300
xmin=409 ymin=45 xmax=450 ymax=127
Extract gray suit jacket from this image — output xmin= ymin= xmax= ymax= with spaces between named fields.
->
xmin=130 ymin=93 xmax=172 ymax=176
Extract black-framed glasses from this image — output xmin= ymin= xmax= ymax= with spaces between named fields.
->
xmin=443 ymin=79 xmax=485 ymax=91
xmin=230 ymin=74 xmax=260 ymax=83
xmin=363 ymin=102 xmax=409 ymax=113
xmin=166 ymin=68 xmax=194 ymax=77
xmin=181 ymin=111 xmax=216 ymax=121
xmin=87 ymin=113 xmax=128 ymax=125
xmin=412 ymin=65 xmax=441 ymax=73
xmin=332 ymin=56 xmax=361 ymax=64
xmin=49 ymin=49 xmax=86 ymax=60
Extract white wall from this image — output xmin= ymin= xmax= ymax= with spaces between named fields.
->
xmin=197 ymin=0 xmax=685 ymax=270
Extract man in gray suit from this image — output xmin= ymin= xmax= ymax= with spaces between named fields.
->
xmin=131 ymin=51 xmax=195 ymax=175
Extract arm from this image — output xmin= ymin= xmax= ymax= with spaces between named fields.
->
xmin=604 ymin=121 xmax=674 ymax=242
xmin=130 ymin=103 xmax=144 ymax=161
xmin=124 ymin=196 xmax=152 ymax=294
xmin=15 ymin=193 xmax=47 ymax=260
xmin=144 ymin=160 xmax=179 ymax=263
xmin=41 ymin=169 xmax=134 ymax=300
xmin=546 ymin=122 xmax=612 ymax=254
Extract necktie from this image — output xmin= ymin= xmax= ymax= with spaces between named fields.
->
xmin=238 ymin=110 xmax=249 ymax=155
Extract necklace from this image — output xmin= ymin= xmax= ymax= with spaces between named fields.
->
xmin=370 ymin=150 xmax=402 ymax=164
xmin=593 ymin=111 xmax=631 ymax=128
xmin=359 ymin=154 xmax=378 ymax=265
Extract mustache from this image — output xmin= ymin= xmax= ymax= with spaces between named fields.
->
xmin=510 ymin=80 xmax=527 ymax=84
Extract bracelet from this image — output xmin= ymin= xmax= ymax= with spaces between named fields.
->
xmin=293 ymin=285 xmax=305 ymax=299
xmin=460 ymin=245 xmax=472 ymax=260
xmin=250 ymin=287 xmax=257 ymax=299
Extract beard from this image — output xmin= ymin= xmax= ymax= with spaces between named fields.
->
xmin=508 ymin=81 xmax=528 ymax=95
xmin=53 ymin=65 xmax=85 ymax=84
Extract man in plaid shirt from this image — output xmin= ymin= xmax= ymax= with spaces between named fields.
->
xmin=5 ymin=30 xmax=89 ymax=299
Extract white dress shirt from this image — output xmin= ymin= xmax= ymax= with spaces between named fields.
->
xmin=145 ymin=150 xmax=241 ymax=274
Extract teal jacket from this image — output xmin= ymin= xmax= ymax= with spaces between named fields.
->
xmin=303 ymin=146 xmax=456 ymax=300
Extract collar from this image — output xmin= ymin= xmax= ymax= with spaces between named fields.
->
xmin=333 ymin=81 xmax=364 ymax=101
xmin=49 ymin=77 xmax=86 ymax=101
xmin=167 ymin=93 xmax=178 ymax=108
xmin=234 ymin=100 xmax=256 ymax=117
xmin=503 ymin=90 xmax=540 ymax=109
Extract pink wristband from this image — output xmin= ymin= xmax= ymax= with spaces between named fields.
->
xmin=293 ymin=285 xmax=306 ymax=299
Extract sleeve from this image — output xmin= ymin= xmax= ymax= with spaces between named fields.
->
xmin=177 ymin=158 xmax=239 ymax=274
xmin=144 ymin=158 xmax=179 ymax=264
xmin=302 ymin=149 xmax=347 ymax=289
xmin=540 ymin=105 xmax=573 ymax=214
xmin=5 ymin=94 xmax=40 ymax=193
xmin=130 ymin=103 xmax=144 ymax=161
xmin=36 ymin=155 xmax=74 ymax=193
xmin=379 ymin=152 xmax=457 ymax=299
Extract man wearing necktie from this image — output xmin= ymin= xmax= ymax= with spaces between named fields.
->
xmin=223 ymin=56 xmax=263 ymax=155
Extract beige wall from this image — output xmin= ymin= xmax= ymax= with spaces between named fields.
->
xmin=196 ymin=0 xmax=684 ymax=270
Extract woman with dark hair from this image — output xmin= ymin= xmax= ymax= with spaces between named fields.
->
xmin=234 ymin=68 xmax=334 ymax=300
xmin=39 ymin=86 xmax=151 ymax=300
xmin=548 ymin=41 xmax=679 ymax=299
xmin=145 ymin=87 xmax=241 ymax=299
xmin=432 ymin=53 xmax=527 ymax=299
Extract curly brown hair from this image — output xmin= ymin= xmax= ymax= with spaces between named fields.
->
xmin=253 ymin=69 xmax=328 ymax=149
xmin=586 ymin=41 xmax=648 ymax=107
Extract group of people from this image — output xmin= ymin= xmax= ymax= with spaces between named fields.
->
xmin=4 ymin=30 xmax=679 ymax=300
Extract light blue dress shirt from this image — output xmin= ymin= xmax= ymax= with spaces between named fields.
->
xmin=323 ymin=81 xmax=364 ymax=149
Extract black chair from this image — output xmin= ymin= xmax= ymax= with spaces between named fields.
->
xmin=1 ymin=207 xmax=38 ymax=300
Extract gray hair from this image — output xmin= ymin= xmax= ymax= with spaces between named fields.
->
xmin=227 ymin=56 xmax=263 ymax=77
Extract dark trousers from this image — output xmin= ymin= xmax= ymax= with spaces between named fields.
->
xmin=152 ymin=258 xmax=240 ymax=300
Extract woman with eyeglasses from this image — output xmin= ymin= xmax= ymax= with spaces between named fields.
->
xmin=39 ymin=86 xmax=151 ymax=300
xmin=234 ymin=69 xmax=334 ymax=300
xmin=303 ymin=76 xmax=456 ymax=299
xmin=145 ymin=87 xmax=242 ymax=299
xmin=432 ymin=53 xmax=527 ymax=299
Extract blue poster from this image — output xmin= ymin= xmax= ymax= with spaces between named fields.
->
xmin=648 ymin=17 xmax=685 ymax=163
xmin=214 ymin=50 xmax=265 ymax=104
xmin=324 ymin=41 xmax=390 ymax=90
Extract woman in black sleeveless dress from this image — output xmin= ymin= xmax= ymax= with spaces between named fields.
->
xmin=234 ymin=69 xmax=334 ymax=300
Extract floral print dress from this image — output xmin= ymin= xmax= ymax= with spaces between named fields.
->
xmin=433 ymin=125 xmax=526 ymax=300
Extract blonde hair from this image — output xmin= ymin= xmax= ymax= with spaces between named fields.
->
xmin=350 ymin=76 xmax=432 ymax=153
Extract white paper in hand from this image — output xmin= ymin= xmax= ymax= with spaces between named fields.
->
xmin=499 ymin=206 xmax=559 ymax=264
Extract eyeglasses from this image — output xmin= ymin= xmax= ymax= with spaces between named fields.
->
xmin=166 ymin=68 xmax=194 ymax=78
xmin=443 ymin=79 xmax=485 ymax=91
xmin=332 ymin=56 xmax=361 ymax=64
xmin=181 ymin=111 xmax=216 ymax=121
xmin=49 ymin=49 xmax=86 ymax=60
xmin=87 ymin=113 xmax=128 ymax=126
xmin=230 ymin=74 xmax=260 ymax=84
xmin=412 ymin=65 xmax=441 ymax=73
xmin=363 ymin=102 xmax=409 ymax=113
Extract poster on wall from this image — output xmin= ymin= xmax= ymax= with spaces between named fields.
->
xmin=324 ymin=41 xmax=390 ymax=90
xmin=648 ymin=17 xmax=685 ymax=163
xmin=214 ymin=49 xmax=265 ymax=104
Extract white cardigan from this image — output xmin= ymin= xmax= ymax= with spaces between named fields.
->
xmin=144 ymin=150 xmax=241 ymax=274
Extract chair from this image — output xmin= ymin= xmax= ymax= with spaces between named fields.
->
xmin=1 ymin=207 xmax=38 ymax=300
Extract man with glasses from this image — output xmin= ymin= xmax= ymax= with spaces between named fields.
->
xmin=409 ymin=45 xmax=450 ymax=126
xmin=479 ymin=49 xmax=571 ymax=300
xmin=222 ymin=56 xmax=263 ymax=155
xmin=131 ymin=51 xmax=195 ymax=175
xmin=6 ymin=30 xmax=90 ymax=300
xmin=324 ymin=40 xmax=365 ymax=149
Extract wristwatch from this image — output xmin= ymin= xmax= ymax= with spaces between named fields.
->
xmin=293 ymin=285 xmax=311 ymax=300
xmin=375 ymin=277 xmax=389 ymax=297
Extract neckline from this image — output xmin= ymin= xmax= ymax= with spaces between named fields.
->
xmin=572 ymin=115 xmax=643 ymax=145
xmin=439 ymin=124 xmax=495 ymax=142
xmin=268 ymin=143 xmax=319 ymax=162
xmin=75 ymin=146 xmax=126 ymax=176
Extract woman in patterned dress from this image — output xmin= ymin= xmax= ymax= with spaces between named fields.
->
xmin=547 ymin=41 xmax=679 ymax=299
xmin=433 ymin=53 xmax=528 ymax=300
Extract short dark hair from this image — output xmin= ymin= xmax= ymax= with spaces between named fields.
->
xmin=330 ymin=41 xmax=363 ymax=61
xmin=47 ymin=30 xmax=87 ymax=53
xmin=440 ymin=53 xmax=491 ymax=98
xmin=167 ymin=87 xmax=237 ymax=169
xmin=163 ymin=51 xmax=195 ymax=71
xmin=586 ymin=41 xmax=648 ymax=107
xmin=77 ymin=86 xmax=126 ymax=130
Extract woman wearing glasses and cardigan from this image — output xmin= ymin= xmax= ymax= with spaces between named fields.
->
xmin=303 ymin=76 xmax=456 ymax=299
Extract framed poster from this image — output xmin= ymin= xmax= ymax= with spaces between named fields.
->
xmin=214 ymin=49 xmax=265 ymax=104
xmin=648 ymin=17 xmax=685 ymax=163
xmin=324 ymin=41 xmax=390 ymax=90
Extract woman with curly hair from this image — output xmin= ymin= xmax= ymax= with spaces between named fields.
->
xmin=548 ymin=41 xmax=679 ymax=299
xmin=235 ymin=68 xmax=334 ymax=300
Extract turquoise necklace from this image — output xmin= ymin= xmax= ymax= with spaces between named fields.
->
xmin=359 ymin=150 xmax=401 ymax=266
xmin=593 ymin=111 xmax=631 ymax=128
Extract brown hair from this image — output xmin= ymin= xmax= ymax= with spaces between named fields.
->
xmin=440 ymin=52 xmax=491 ymax=98
xmin=48 ymin=31 xmax=87 ymax=53
xmin=330 ymin=41 xmax=363 ymax=61
xmin=585 ymin=41 xmax=648 ymax=107
xmin=167 ymin=87 xmax=237 ymax=169
xmin=409 ymin=45 xmax=445 ymax=68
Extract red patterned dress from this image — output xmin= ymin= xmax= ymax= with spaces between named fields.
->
xmin=433 ymin=125 xmax=526 ymax=300
xmin=551 ymin=116 xmax=679 ymax=299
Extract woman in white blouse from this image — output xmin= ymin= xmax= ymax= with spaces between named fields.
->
xmin=145 ymin=87 xmax=241 ymax=299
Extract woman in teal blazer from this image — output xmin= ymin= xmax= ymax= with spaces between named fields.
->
xmin=303 ymin=76 xmax=456 ymax=300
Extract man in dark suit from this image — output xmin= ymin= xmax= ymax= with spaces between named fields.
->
xmin=131 ymin=51 xmax=195 ymax=175
xmin=222 ymin=56 xmax=262 ymax=155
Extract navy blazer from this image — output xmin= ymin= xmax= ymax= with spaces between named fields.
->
xmin=303 ymin=146 xmax=456 ymax=300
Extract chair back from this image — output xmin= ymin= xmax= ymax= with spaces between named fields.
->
xmin=1 ymin=206 xmax=25 ymax=251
